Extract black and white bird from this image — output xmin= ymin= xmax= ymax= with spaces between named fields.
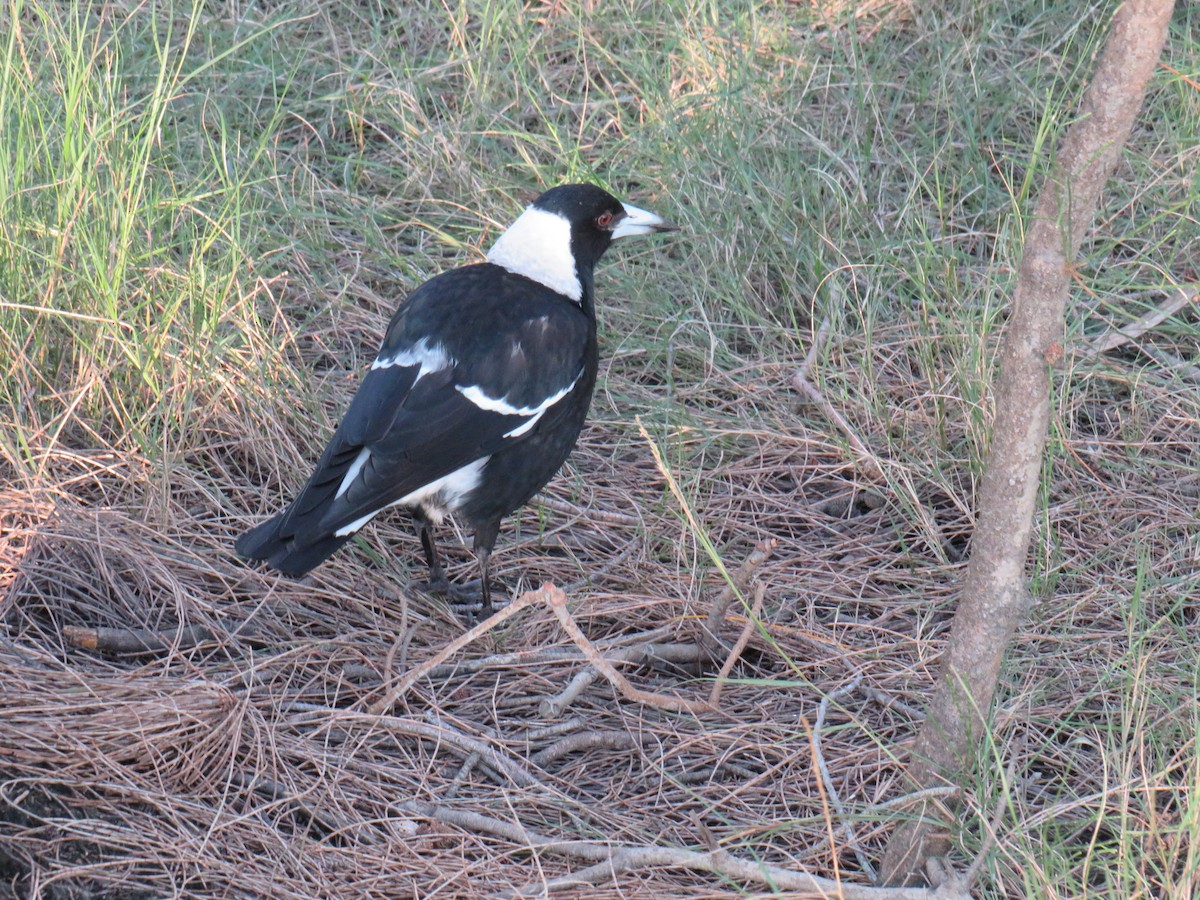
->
xmin=236 ymin=183 xmax=676 ymax=614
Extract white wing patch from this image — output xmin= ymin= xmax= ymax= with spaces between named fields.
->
xmin=457 ymin=370 xmax=582 ymax=438
xmin=333 ymin=509 xmax=380 ymax=539
xmin=335 ymin=447 xmax=372 ymax=499
xmin=487 ymin=206 xmax=581 ymax=301
xmin=371 ymin=337 xmax=452 ymax=384
xmin=333 ymin=456 xmax=490 ymax=537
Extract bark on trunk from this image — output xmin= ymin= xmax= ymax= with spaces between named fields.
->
xmin=879 ymin=0 xmax=1176 ymax=886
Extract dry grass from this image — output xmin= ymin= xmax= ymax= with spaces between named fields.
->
xmin=5 ymin=317 xmax=1199 ymax=896
xmin=2 ymin=0 xmax=1198 ymax=897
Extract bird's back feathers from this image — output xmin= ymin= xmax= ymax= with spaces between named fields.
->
xmin=236 ymin=264 xmax=594 ymax=576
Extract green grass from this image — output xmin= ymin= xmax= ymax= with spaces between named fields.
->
xmin=0 ymin=0 xmax=1198 ymax=896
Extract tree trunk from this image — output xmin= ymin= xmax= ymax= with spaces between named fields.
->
xmin=879 ymin=0 xmax=1176 ymax=886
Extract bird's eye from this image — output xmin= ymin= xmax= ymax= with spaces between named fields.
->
xmin=596 ymin=211 xmax=614 ymax=229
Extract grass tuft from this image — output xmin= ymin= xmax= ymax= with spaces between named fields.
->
xmin=0 ymin=0 xmax=1197 ymax=896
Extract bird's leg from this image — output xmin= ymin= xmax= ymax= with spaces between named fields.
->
xmin=476 ymin=545 xmax=493 ymax=617
xmin=473 ymin=521 xmax=502 ymax=618
xmin=412 ymin=512 xmax=492 ymax=620
xmin=412 ymin=512 xmax=450 ymax=594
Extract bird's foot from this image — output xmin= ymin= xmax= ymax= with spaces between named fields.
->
xmin=415 ymin=577 xmax=508 ymax=624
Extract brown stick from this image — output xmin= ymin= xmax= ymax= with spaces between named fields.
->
xmin=530 ymin=730 xmax=640 ymax=768
xmin=539 ymin=641 xmax=707 ymax=717
xmin=879 ymin=0 xmax=1177 ymax=884
xmin=405 ymin=801 xmax=968 ymax=899
xmin=366 ymin=583 xmax=550 ymax=715
xmin=62 ymin=624 xmax=216 ymax=653
xmin=1075 ymin=287 xmax=1198 ymax=357
xmin=544 ymin=585 xmax=716 ymax=716
xmin=701 ymin=538 xmax=776 ymax=660
xmin=292 ymin=703 xmax=544 ymax=790
xmin=793 ymin=313 xmax=885 ymax=482
xmin=707 ymin=582 xmax=765 ymax=707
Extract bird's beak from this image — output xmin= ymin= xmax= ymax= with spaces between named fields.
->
xmin=612 ymin=203 xmax=679 ymax=239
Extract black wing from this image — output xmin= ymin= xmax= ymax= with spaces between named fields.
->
xmin=236 ymin=264 xmax=592 ymax=575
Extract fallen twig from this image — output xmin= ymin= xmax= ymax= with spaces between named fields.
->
xmin=544 ymin=586 xmax=715 ymax=716
xmin=291 ymin=703 xmax=544 ymax=790
xmin=1074 ymin=287 xmax=1198 ymax=358
xmin=793 ymin=316 xmax=886 ymax=482
xmin=701 ymin=538 xmax=776 ymax=661
xmin=708 ymin=582 xmax=765 ymax=707
xmin=537 ymin=495 xmax=644 ymax=528
xmin=227 ymin=769 xmax=361 ymax=839
xmin=869 ymin=786 xmax=961 ymax=812
xmin=530 ymin=730 xmax=640 ymax=768
xmin=1138 ymin=343 xmax=1200 ymax=384
xmin=402 ymin=801 xmax=970 ymax=899
xmin=444 ymin=751 xmax=482 ymax=800
xmin=962 ymin=737 xmax=1023 ymax=888
xmin=861 ymin=683 xmax=927 ymax=721
xmin=539 ymin=641 xmax=706 ymax=717
xmin=810 ymin=672 xmax=876 ymax=880
xmin=62 ymin=624 xmax=217 ymax=654
xmin=366 ymin=583 xmax=551 ymax=715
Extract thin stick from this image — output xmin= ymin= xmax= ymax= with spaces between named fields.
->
xmin=1139 ymin=343 xmax=1200 ymax=384
xmin=543 ymin=585 xmax=715 ymax=716
xmin=404 ymin=801 xmax=966 ymax=900
xmin=962 ymin=738 xmax=1023 ymax=887
xmin=530 ymin=731 xmax=639 ymax=768
xmin=1075 ymin=288 xmax=1197 ymax=357
xmin=812 ymin=672 xmax=876 ymax=880
xmin=708 ymin=582 xmax=765 ymax=707
xmin=61 ymin=624 xmax=216 ymax=654
xmin=869 ymin=786 xmax=960 ymax=812
xmin=366 ymin=583 xmax=550 ymax=715
xmin=290 ymin=703 xmax=543 ymax=790
xmin=540 ymin=642 xmax=706 ymax=717
xmin=702 ymin=538 xmax=776 ymax=659
xmin=793 ymin=315 xmax=885 ymax=481
xmin=636 ymin=416 xmax=737 ymax=594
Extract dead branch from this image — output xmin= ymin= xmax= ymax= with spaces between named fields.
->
xmin=62 ymin=623 xmax=216 ymax=653
xmin=962 ymin=739 xmax=1023 ymax=889
xmin=793 ymin=314 xmax=886 ymax=482
xmin=529 ymin=730 xmax=640 ymax=768
xmin=543 ymin=585 xmax=715 ymax=715
xmin=402 ymin=801 xmax=970 ymax=899
xmin=635 ymin=416 xmax=781 ymax=671
xmin=879 ymin=0 xmax=1177 ymax=884
xmin=366 ymin=583 xmax=551 ymax=715
xmin=61 ymin=619 xmax=269 ymax=654
xmin=701 ymin=538 xmax=776 ymax=660
xmin=291 ymin=703 xmax=544 ymax=790
xmin=1138 ymin=342 xmax=1200 ymax=384
xmin=536 ymin=495 xmax=644 ymax=528
xmin=811 ymin=672 xmax=876 ymax=880
xmin=1074 ymin=287 xmax=1197 ymax=358
xmin=226 ymin=769 xmax=359 ymax=838
xmin=522 ymin=718 xmax=589 ymax=742
xmin=860 ymin=683 xmax=926 ymax=721
xmin=539 ymin=641 xmax=707 ymax=717
xmin=708 ymin=581 xmax=765 ymax=707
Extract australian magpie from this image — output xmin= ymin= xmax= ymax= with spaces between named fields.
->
xmin=236 ymin=183 xmax=676 ymax=614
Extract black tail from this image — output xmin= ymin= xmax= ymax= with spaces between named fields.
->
xmin=235 ymin=512 xmax=355 ymax=577
xmin=235 ymin=425 xmax=378 ymax=577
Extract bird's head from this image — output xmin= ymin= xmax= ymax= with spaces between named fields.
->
xmin=486 ymin=183 xmax=677 ymax=303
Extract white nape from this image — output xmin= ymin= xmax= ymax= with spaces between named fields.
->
xmin=487 ymin=207 xmax=581 ymax=301
xmin=371 ymin=337 xmax=452 ymax=382
xmin=333 ymin=456 xmax=490 ymax=537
